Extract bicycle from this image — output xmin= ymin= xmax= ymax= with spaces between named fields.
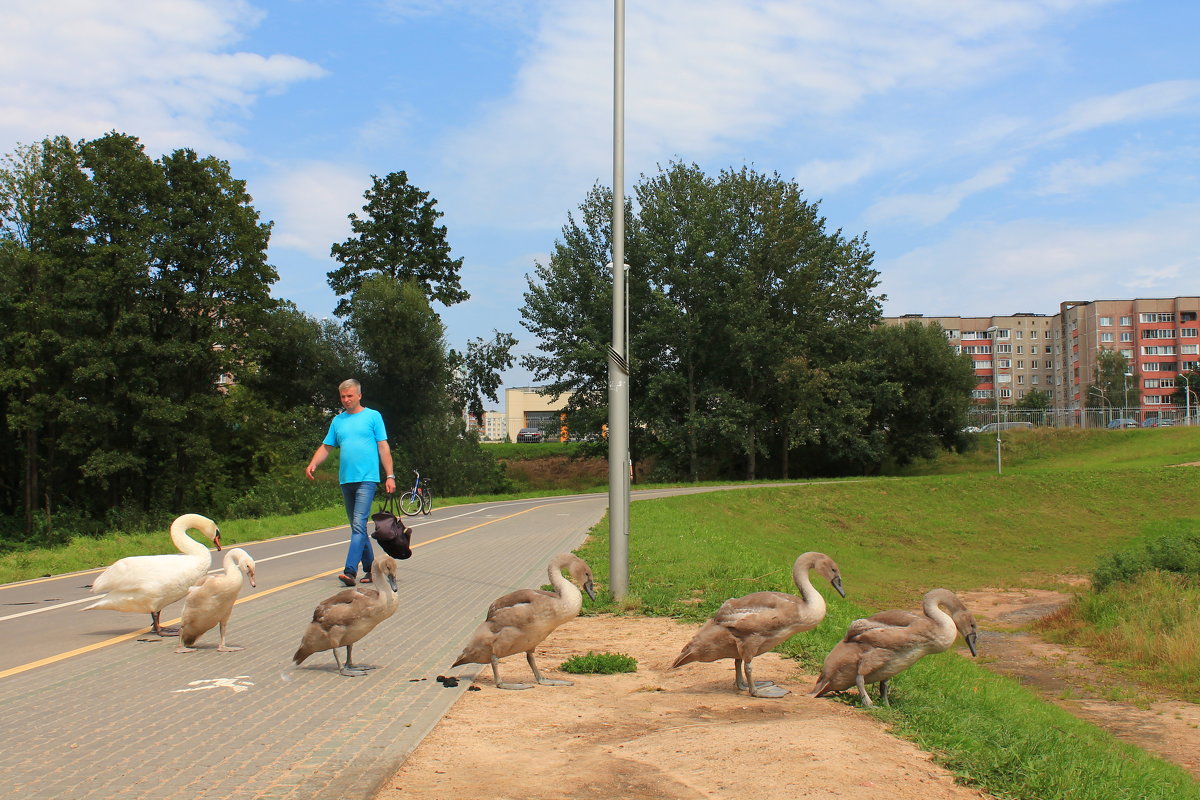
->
xmin=399 ymin=469 xmax=432 ymax=516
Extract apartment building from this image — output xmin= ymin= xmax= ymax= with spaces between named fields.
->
xmin=884 ymin=296 xmax=1200 ymax=420
xmin=886 ymin=312 xmax=1058 ymax=407
xmin=1058 ymin=298 xmax=1200 ymax=416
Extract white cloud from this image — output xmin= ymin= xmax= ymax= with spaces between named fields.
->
xmin=258 ymin=161 xmax=367 ymax=258
xmin=439 ymin=0 xmax=1109 ymax=228
xmin=866 ymin=161 xmax=1019 ymax=226
xmin=1047 ymin=80 xmax=1200 ymax=140
xmin=879 ymin=203 xmax=1200 ymax=316
xmin=1036 ymin=154 xmax=1148 ymax=195
xmin=0 ymin=0 xmax=324 ymax=158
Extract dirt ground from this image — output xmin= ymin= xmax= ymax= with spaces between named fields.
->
xmin=959 ymin=587 xmax=1200 ymax=779
xmin=378 ymin=590 xmax=1200 ymax=799
xmin=378 ymin=615 xmax=990 ymax=800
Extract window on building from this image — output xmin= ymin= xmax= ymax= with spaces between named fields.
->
xmin=1141 ymin=312 xmax=1176 ymax=323
xmin=1000 ymin=388 xmax=1012 ymax=398
xmin=996 ymin=329 xmax=1010 ymax=338
xmin=971 ymin=389 xmax=993 ymax=399
xmin=998 ymin=373 xmax=1012 ymax=383
xmin=1120 ymin=332 xmax=1133 ymax=342
xmin=996 ymin=343 xmax=1012 ymax=354
xmin=1183 ymin=344 xmax=1199 ymax=355
xmin=1120 ymin=316 xmax=1132 ymax=326
xmin=976 ymin=360 xmax=993 ymax=370
xmin=998 ymin=359 xmax=1011 ymax=368
xmin=1142 ymin=329 xmax=1176 ymax=339
xmin=1017 ymin=375 xmax=1025 ymax=385
xmin=1031 ymin=375 xmax=1039 ymax=385
xmin=963 ymin=345 xmax=991 ymax=354
xmin=1030 ymin=330 xmax=1039 ymax=339
xmin=1159 ymin=378 xmax=1176 ymax=388
xmin=1143 ymin=362 xmax=1162 ymax=372
xmin=1121 ymin=349 xmax=1133 ymax=359
xmin=1181 ymin=328 xmax=1198 ymax=338
xmin=943 ymin=329 xmax=960 ymax=339
xmin=1100 ymin=333 xmax=1113 ymax=342
xmin=1183 ymin=360 xmax=1200 ymax=371
xmin=1099 ymin=316 xmax=1112 ymax=326
xmin=1142 ymin=345 xmax=1177 ymax=355
xmin=1144 ymin=379 xmax=1160 ymax=389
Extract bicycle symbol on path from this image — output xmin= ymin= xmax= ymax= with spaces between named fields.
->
xmin=173 ymin=675 xmax=255 ymax=694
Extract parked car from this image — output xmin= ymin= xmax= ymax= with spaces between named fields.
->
xmin=1141 ymin=418 xmax=1174 ymax=428
xmin=516 ymin=427 xmax=544 ymax=443
xmin=1105 ymin=418 xmax=1139 ymax=429
xmin=979 ymin=421 xmax=1034 ymax=432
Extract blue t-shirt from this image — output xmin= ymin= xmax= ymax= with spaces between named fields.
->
xmin=322 ymin=407 xmax=388 ymax=484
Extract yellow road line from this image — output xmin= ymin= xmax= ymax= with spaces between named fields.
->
xmin=0 ymin=499 xmax=586 ymax=680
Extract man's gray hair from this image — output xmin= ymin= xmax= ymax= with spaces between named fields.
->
xmin=339 ymin=379 xmax=361 ymax=392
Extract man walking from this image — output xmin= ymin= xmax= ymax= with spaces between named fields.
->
xmin=306 ymin=379 xmax=397 ymax=585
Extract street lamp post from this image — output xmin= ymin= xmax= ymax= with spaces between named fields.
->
xmin=987 ymin=326 xmax=1001 ymax=475
xmin=1123 ymin=370 xmax=1132 ymax=421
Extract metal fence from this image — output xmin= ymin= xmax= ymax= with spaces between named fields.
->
xmin=965 ymin=407 xmax=1198 ymax=430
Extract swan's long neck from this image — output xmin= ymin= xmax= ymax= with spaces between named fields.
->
xmin=548 ymin=559 xmax=583 ymax=615
xmin=171 ymin=519 xmax=212 ymax=559
xmin=922 ymin=594 xmax=958 ymax=650
xmin=792 ymin=560 xmax=826 ymax=618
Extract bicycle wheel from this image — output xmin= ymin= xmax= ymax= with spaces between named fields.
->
xmin=421 ymin=489 xmax=432 ymax=515
xmin=399 ymin=490 xmax=422 ymax=516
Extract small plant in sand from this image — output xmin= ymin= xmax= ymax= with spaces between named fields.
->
xmin=560 ymin=651 xmax=638 ymax=674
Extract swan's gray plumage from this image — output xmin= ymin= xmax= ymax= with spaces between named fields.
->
xmin=808 ymin=587 xmax=978 ymax=706
xmin=84 ymin=513 xmax=222 ymax=636
xmin=452 ymin=553 xmax=595 ymax=689
xmin=670 ymin=552 xmax=845 ymax=698
xmin=292 ymin=557 xmax=400 ymax=676
xmin=176 ymin=548 xmax=256 ymax=653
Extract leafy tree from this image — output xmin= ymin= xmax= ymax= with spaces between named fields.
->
xmin=449 ymin=331 xmax=517 ymax=426
xmin=345 ymin=274 xmax=508 ymax=495
xmin=1015 ymin=389 xmax=1051 ymax=410
xmin=1085 ymin=349 xmax=1139 ymax=414
xmin=521 ymin=163 xmax=899 ymax=482
xmin=867 ymin=321 xmax=978 ymax=467
xmin=0 ymin=133 xmax=282 ymax=541
xmin=328 ymin=171 xmax=468 ymax=316
xmin=1172 ymin=370 xmax=1200 ymax=417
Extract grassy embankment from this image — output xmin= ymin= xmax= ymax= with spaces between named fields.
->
xmin=567 ymin=425 xmax=1200 ymax=799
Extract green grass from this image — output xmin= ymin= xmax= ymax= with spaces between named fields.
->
xmin=559 ymin=651 xmax=638 ymax=674
xmin=1042 ymin=570 xmax=1200 ymax=700
xmin=899 ymin=424 xmax=1200 ymax=475
xmin=573 ymin=464 xmax=1200 ymax=799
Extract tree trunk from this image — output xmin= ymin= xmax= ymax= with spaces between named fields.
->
xmin=23 ymin=428 xmax=37 ymax=539
xmin=687 ymin=361 xmax=698 ymax=483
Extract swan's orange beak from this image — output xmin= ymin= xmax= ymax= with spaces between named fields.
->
xmin=214 ymin=531 xmax=222 ymax=551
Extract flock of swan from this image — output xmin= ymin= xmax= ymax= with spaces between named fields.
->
xmin=81 ymin=514 xmax=978 ymax=705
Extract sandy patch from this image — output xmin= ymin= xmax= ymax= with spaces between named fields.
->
xmin=377 ymin=615 xmax=990 ymax=800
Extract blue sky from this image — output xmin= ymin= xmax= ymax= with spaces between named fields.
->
xmin=3 ymin=1 xmax=1198 ymax=393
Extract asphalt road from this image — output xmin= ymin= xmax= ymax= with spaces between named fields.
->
xmin=0 ymin=488 xmax=723 ymax=800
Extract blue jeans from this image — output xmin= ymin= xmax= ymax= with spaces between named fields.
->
xmin=340 ymin=481 xmax=379 ymax=577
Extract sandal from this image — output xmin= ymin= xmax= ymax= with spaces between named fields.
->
xmin=338 ymin=573 xmax=355 ymax=587
xmin=359 ymin=575 xmax=374 ymax=584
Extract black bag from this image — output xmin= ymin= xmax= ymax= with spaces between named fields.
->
xmin=371 ymin=493 xmax=412 ymax=559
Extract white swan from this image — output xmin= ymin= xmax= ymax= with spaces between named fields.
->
xmin=292 ymin=556 xmax=400 ymax=677
xmin=808 ymin=587 xmax=978 ymax=707
xmin=670 ymin=551 xmax=845 ymax=698
xmin=451 ymin=553 xmax=596 ymax=689
xmin=84 ymin=513 xmax=222 ymax=636
xmin=175 ymin=548 xmax=256 ymax=654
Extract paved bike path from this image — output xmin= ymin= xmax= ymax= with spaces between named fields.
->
xmin=0 ymin=495 xmax=608 ymax=800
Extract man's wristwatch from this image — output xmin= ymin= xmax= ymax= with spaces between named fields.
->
xmin=386 ymin=475 xmax=395 ymax=479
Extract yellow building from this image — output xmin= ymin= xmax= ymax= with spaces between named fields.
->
xmin=504 ymin=387 xmax=574 ymax=442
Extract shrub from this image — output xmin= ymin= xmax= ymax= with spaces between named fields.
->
xmin=559 ymin=651 xmax=638 ymax=674
xmin=1092 ymin=526 xmax=1200 ymax=591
